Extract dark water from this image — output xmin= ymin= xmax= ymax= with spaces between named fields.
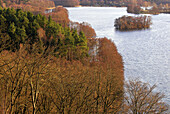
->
xmin=67 ymin=7 xmax=170 ymax=105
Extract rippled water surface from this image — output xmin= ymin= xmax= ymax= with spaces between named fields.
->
xmin=67 ymin=7 xmax=170 ymax=105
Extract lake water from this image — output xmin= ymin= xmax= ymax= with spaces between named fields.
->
xmin=67 ymin=7 xmax=170 ymax=105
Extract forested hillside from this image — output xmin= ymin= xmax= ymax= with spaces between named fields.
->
xmin=0 ymin=7 xmax=89 ymax=60
xmin=0 ymin=0 xmax=55 ymax=14
xmin=0 ymin=7 xmax=125 ymax=113
xmin=0 ymin=0 xmax=55 ymax=7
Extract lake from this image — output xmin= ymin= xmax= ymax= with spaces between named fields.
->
xmin=67 ymin=7 xmax=170 ymax=105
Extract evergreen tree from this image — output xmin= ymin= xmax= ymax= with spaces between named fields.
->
xmin=0 ymin=8 xmax=89 ymax=60
xmin=78 ymin=31 xmax=88 ymax=58
xmin=72 ymin=29 xmax=80 ymax=46
xmin=8 ymin=22 xmax=16 ymax=35
xmin=16 ymin=26 xmax=27 ymax=43
xmin=0 ymin=14 xmax=6 ymax=32
xmin=64 ymin=28 xmax=75 ymax=46
xmin=79 ymin=31 xmax=87 ymax=46
xmin=36 ymin=14 xmax=47 ymax=29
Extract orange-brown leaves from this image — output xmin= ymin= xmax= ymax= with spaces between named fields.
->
xmin=114 ymin=15 xmax=152 ymax=30
xmin=70 ymin=22 xmax=96 ymax=38
xmin=98 ymin=38 xmax=123 ymax=69
xmin=79 ymin=22 xmax=96 ymax=39
xmin=45 ymin=7 xmax=70 ymax=27
xmin=4 ymin=0 xmax=55 ymax=14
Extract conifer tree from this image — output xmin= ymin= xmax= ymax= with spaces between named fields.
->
xmin=72 ymin=29 xmax=80 ymax=46
xmin=16 ymin=26 xmax=27 ymax=43
xmin=0 ymin=14 xmax=6 ymax=32
xmin=8 ymin=22 xmax=16 ymax=35
xmin=0 ymin=8 xmax=89 ymax=60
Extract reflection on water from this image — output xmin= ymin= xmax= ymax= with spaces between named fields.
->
xmin=67 ymin=7 xmax=170 ymax=105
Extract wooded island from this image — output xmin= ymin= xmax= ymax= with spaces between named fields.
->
xmin=114 ymin=15 xmax=152 ymax=30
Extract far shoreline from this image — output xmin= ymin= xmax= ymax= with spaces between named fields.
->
xmin=65 ymin=6 xmax=170 ymax=15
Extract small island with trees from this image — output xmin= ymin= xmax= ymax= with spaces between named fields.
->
xmin=114 ymin=15 xmax=152 ymax=31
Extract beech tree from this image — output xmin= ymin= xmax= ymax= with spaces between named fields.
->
xmin=124 ymin=79 xmax=168 ymax=113
xmin=0 ymin=36 xmax=125 ymax=113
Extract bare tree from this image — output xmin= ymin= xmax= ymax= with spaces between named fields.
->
xmin=0 ymin=38 xmax=124 ymax=113
xmin=124 ymin=79 xmax=168 ymax=114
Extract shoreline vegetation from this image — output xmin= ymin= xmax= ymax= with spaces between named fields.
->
xmin=114 ymin=15 xmax=152 ymax=31
xmin=50 ymin=0 xmax=170 ymax=14
xmin=1 ymin=0 xmax=170 ymax=14
xmin=0 ymin=7 xmax=126 ymax=113
xmin=127 ymin=5 xmax=160 ymax=15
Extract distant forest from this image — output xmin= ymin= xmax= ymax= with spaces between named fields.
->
xmin=2 ymin=0 xmax=170 ymax=7
xmin=51 ymin=0 xmax=170 ymax=7
xmin=0 ymin=0 xmax=55 ymax=14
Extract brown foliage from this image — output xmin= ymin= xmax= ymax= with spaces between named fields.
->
xmin=134 ymin=5 xmax=141 ymax=14
xmin=69 ymin=21 xmax=96 ymax=51
xmin=52 ymin=0 xmax=80 ymax=7
xmin=127 ymin=5 xmax=135 ymax=13
xmin=0 ymin=38 xmax=168 ymax=113
xmin=37 ymin=28 xmax=46 ymax=39
xmin=123 ymin=79 xmax=168 ymax=113
xmin=79 ymin=22 xmax=96 ymax=38
xmin=98 ymin=38 xmax=124 ymax=75
xmin=70 ymin=22 xmax=96 ymax=38
xmin=127 ymin=3 xmax=160 ymax=15
xmin=114 ymin=15 xmax=152 ymax=30
xmin=44 ymin=7 xmax=70 ymax=27
xmin=150 ymin=6 xmax=160 ymax=15
xmin=5 ymin=0 xmax=55 ymax=14
xmin=127 ymin=5 xmax=141 ymax=14
xmin=81 ymin=0 xmax=93 ymax=6
xmin=28 ymin=0 xmax=55 ymax=8
xmin=0 ymin=37 xmax=124 ymax=113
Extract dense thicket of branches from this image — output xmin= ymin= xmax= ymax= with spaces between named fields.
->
xmin=114 ymin=15 xmax=152 ymax=30
xmin=0 ymin=37 xmax=125 ymax=113
xmin=124 ymin=79 xmax=168 ymax=113
xmin=0 ymin=46 xmax=168 ymax=113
